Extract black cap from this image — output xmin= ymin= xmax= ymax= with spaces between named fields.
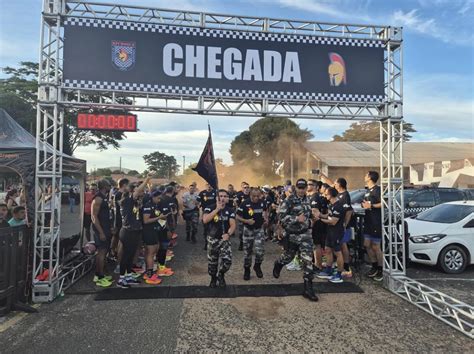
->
xmin=295 ymin=178 xmax=308 ymax=188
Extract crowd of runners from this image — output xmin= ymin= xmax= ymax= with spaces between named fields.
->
xmin=80 ymin=170 xmax=383 ymax=301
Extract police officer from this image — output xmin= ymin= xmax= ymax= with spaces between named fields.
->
xmin=203 ymin=189 xmax=236 ymax=288
xmin=198 ymin=183 xmax=217 ymax=250
xmin=272 ymin=178 xmax=318 ymax=302
xmin=182 ymin=184 xmax=200 ymax=243
xmin=236 ymin=187 xmax=268 ymax=280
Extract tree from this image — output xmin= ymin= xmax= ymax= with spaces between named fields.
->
xmin=127 ymin=170 xmax=140 ymax=176
xmin=332 ymin=121 xmax=416 ymax=142
xmin=230 ymin=117 xmax=313 ymax=178
xmin=143 ymin=151 xmax=180 ymax=178
xmin=111 ymin=170 xmax=122 ymax=174
xmin=0 ymin=62 xmax=130 ymax=154
xmin=95 ymin=168 xmax=112 ymax=176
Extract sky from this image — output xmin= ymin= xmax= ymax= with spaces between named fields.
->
xmin=0 ymin=0 xmax=473 ymax=172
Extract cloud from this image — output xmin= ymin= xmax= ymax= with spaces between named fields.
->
xmin=389 ymin=9 xmax=473 ymax=46
xmin=404 ymin=73 xmax=474 ymax=141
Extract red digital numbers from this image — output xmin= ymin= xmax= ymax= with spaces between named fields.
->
xmin=77 ymin=113 xmax=137 ymax=132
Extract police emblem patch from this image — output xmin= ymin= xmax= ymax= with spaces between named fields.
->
xmin=111 ymin=40 xmax=136 ymax=71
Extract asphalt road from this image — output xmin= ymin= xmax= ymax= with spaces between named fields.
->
xmin=1 ymin=223 xmax=473 ymax=352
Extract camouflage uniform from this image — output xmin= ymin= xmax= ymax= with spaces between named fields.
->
xmin=276 ymin=194 xmax=314 ymax=280
xmin=207 ymin=237 xmax=232 ymax=276
xmin=184 ymin=209 xmax=199 ymax=237
xmin=204 ymin=206 xmax=235 ymax=277
xmin=242 ymin=226 xmax=265 ymax=267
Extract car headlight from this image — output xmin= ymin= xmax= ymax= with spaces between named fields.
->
xmin=410 ymin=234 xmax=447 ymax=243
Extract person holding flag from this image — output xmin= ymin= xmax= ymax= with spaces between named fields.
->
xmin=202 ymin=189 xmax=236 ymax=288
xmin=192 ymin=124 xmax=219 ymax=251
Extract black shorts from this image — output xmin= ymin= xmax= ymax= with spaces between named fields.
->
xmin=93 ymin=230 xmax=112 ymax=250
xmin=326 ymin=231 xmax=344 ymax=252
xmin=83 ymin=214 xmax=92 ymax=228
xmin=143 ymin=229 xmax=159 ymax=246
xmin=312 ymin=228 xmax=326 ymax=248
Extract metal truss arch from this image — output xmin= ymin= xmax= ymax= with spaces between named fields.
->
xmin=33 ymin=0 xmax=473 ymax=338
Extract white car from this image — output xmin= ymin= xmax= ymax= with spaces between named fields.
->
xmin=407 ymin=201 xmax=474 ymax=274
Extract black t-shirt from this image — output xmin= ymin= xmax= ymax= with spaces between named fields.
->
xmin=0 ymin=219 xmax=10 ymax=228
xmin=159 ymin=195 xmax=175 ymax=226
xmin=92 ymin=191 xmax=111 ymax=235
xmin=198 ymin=190 xmax=216 ymax=209
xmin=327 ymin=200 xmax=345 ymax=239
xmin=310 ymin=193 xmax=328 ymax=235
xmin=142 ymin=200 xmax=169 ymax=234
xmin=337 ymin=190 xmax=354 ymax=228
xmin=204 ymin=206 xmax=235 ymax=239
xmin=120 ymin=196 xmax=143 ymax=231
xmin=113 ymin=191 xmax=123 ymax=229
xmin=235 ymin=191 xmax=250 ymax=207
xmin=237 ymin=199 xmax=267 ymax=230
xmin=363 ymin=185 xmax=382 ymax=236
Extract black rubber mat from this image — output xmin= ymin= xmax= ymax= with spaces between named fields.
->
xmin=95 ymin=282 xmax=363 ymax=301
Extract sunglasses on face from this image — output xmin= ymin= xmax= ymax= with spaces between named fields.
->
xmin=308 ymin=183 xmax=315 ymax=186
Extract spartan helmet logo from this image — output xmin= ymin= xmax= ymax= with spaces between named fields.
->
xmin=328 ymin=52 xmax=346 ymax=87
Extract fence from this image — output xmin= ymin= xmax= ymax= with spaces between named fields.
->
xmin=0 ymin=225 xmax=37 ymax=315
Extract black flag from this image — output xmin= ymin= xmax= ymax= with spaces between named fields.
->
xmin=192 ymin=124 xmax=218 ymax=189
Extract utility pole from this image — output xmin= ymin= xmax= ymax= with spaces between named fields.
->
xmin=119 ymin=156 xmax=122 ymax=173
xmin=182 ymin=156 xmax=186 ymax=175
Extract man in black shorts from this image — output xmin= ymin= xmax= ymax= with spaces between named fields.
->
xmin=362 ymin=171 xmax=383 ymax=282
xmin=142 ymin=190 xmax=167 ymax=285
xmin=335 ymin=178 xmax=354 ymax=278
xmin=91 ymin=179 xmax=113 ymax=287
xmin=316 ymin=187 xmax=345 ymax=283
xmin=310 ymin=182 xmax=328 ymax=271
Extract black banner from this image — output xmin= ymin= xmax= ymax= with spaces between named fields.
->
xmin=192 ymin=125 xmax=218 ymax=189
xmin=63 ymin=18 xmax=385 ymax=103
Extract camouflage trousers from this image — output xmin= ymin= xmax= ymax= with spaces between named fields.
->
xmin=183 ymin=209 xmax=199 ymax=236
xmin=277 ymin=230 xmax=314 ymax=280
xmin=207 ymin=236 xmax=232 ymax=276
xmin=243 ymin=226 xmax=265 ymax=267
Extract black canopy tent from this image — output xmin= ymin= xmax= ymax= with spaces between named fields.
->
xmin=0 ymin=108 xmax=87 ymax=226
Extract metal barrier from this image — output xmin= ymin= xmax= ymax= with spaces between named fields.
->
xmin=0 ymin=226 xmax=37 ymax=315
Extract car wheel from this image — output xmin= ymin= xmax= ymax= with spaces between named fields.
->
xmin=438 ymin=245 xmax=468 ymax=274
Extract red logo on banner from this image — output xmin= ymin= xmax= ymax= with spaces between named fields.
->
xmin=77 ymin=113 xmax=137 ymax=132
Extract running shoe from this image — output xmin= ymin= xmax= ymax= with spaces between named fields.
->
xmin=342 ymin=268 xmax=353 ymax=278
xmin=316 ymin=270 xmax=332 ymax=279
xmin=166 ymin=256 xmax=173 ymax=262
xmin=171 ymin=233 xmax=178 ymax=239
xmin=329 ymin=273 xmax=343 ymax=283
xmin=157 ymin=267 xmax=174 ymax=277
xmin=367 ymin=267 xmax=378 ymax=278
xmin=145 ymin=274 xmax=162 ymax=285
xmin=373 ymin=270 xmax=384 ymax=282
xmin=166 ymin=250 xmax=174 ymax=256
xmin=93 ymin=275 xmax=112 ymax=282
xmin=128 ymin=272 xmax=142 ymax=279
xmin=95 ymin=277 xmax=113 ymax=287
xmin=117 ymin=277 xmax=131 ymax=288
xmin=124 ymin=275 xmax=141 ymax=284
